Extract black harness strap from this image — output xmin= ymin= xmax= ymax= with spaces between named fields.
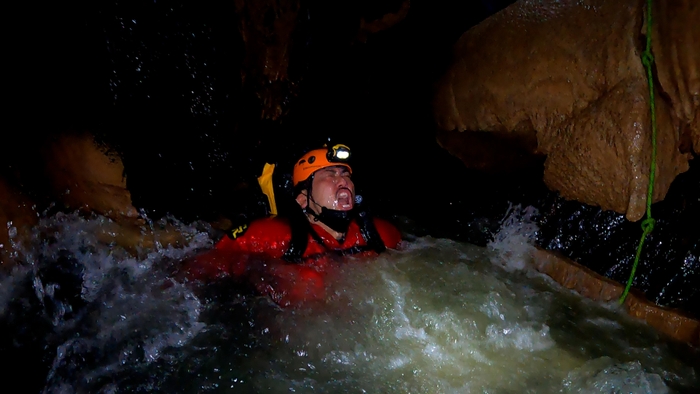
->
xmin=302 ymin=244 xmax=378 ymax=261
xmin=283 ymin=209 xmax=386 ymax=263
xmin=356 ymin=209 xmax=386 ymax=254
xmin=282 ymin=206 xmax=314 ymax=263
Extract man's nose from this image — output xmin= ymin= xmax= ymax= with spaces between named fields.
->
xmin=335 ymin=175 xmax=350 ymax=188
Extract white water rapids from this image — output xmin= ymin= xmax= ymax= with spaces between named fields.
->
xmin=0 ymin=208 xmax=697 ymax=393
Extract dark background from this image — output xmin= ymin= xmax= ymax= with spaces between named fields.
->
xmin=7 ymin=0 xmax=524 ymax=230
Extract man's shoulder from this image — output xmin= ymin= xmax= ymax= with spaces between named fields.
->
xmin=237 ymin=216 xmax=293 ymax=242
xmin=371 ymin=217 xmax=402 ymax=249
xmin=215 ymin=216 xmax=292 ymax=251
xmin=248 ymin=216 xmax=291 ymax=231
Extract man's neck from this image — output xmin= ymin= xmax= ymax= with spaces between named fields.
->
xmin=306 ymin=213 xmax=346 ymax=241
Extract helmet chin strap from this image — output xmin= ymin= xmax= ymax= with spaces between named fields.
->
xmin=304 ymin=189 xmax=354 ymax=234
xmin=306 ymin=195 xmax=324 ymax=222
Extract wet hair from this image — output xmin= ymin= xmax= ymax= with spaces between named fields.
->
xmin=292 ymin=177 xmax=312 ymax=201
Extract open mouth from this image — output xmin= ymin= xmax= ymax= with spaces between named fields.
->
xmin=335 ymin=189 xmax=354 ymax=210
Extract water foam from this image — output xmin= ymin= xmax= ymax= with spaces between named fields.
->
xmin=2 ymin=211 xmax=696 ymax=393
xmin=487 ymin=204 xmax=540 ymax=271
xmin=224 ymin=232 xmax=696 ymax=393
xmin=1 ymin=212 xmax=210 ymax=392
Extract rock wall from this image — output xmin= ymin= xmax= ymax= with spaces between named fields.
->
xmin=40 ymin=133 xmax=139 ymax=221
xmin=653 ymin=0 xmax=700 ymax=154
xmin=0 ymin=133 xmax=185 ymax=268
xmin=433 ymin=0 xmax=698 ymax=221
xmin=234 ymin=0 xmax=411 ymax=120
xmin=532 ymin=248 xmax=699 ymax=347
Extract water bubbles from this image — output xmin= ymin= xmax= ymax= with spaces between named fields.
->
xmin=564 ymin=358 xmax=671 ymax=394
xmin=487 ymin=204 xmax=540 ymax=271
xmin=485 ymin=323 xmax=554 ymax=351
xmin=1 ymin=212 xmax=212 ymax=392
xmin=1 ymin=213 xmax=696 ymax=392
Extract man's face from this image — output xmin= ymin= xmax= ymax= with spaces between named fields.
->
xmin=300 ymin=166 xmax=355 ymax=213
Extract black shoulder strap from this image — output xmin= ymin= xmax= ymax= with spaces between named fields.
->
xmin=283 ymin=198 xmax=387 ymax=262
xmin=355 ymin=202 xmax=386 ymax=254
xmin=282 ymin=205 xmax=313 ymax=263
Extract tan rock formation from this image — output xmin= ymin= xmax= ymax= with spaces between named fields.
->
xmin=39 ymin=132 xmax=195 ymax=254
xmin=433 ymin=0 xmax=698 ymax=220
xmin=1 ymin=132 xmax=192 ymax=269
xmin=653 ymin=0 xmax=700 ymax=154
xmin=41 ymin=132 xmax=139 ymax=221
xmin=93 ymin=220 xmax=188 ymax=258
xmin=532 ymin=248 xmax=700 ymax=347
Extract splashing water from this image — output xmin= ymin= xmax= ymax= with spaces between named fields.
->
xmin=487 ymin=203 xmax=540 ymax=271
xmin=1 ymin=213 xmax=210 ymax=393
xmin=0 ymin=211 xmax=697 ymax=393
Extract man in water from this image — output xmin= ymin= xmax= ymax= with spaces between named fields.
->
xmin=181 ymin=144 xmax=401 ymax=306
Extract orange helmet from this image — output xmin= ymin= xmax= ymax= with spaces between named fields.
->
xmin=293 ymin=144 xmax=352 ymax=186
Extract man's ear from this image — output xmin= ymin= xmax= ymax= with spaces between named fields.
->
xmin=296 ymin=191 xmax=308 ymax=209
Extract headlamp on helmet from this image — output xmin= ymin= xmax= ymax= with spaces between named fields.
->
xmin=328 ymin=144 xmax=351 ymax=162
xmin=293 ymin=144 xmax=353 ymax=187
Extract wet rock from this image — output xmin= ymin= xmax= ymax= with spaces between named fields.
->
xmin=432 ymin=0 xmax=697 ymax=221
xmin=355 ymin=0 xmax=410 ymax=43
xmin=653 ymin=0 xmax=700 ymax=154
xmin=1 ymin=132 xmax=192 ymax=268
xmin=532 ymin=248 xmax=700 ymax=347
xmin=41 ymin=132 xmax=140 ymax=221
xmin=655 ymin=242 xmax=700 ymax=312
xmin=541 ymin=78 xmax=688 ymax=222
xmin=93 ymin=220 xmax=189 ymax=258
xmin=234 ymin=0 xmax=411 ymax=120
xmin=435 ymin=127 xmax=541 ymax=173
xmin=235 ymin=0 xmax=302 ymax=120
xmin=534 ymin=158 xmax=700 ymax=319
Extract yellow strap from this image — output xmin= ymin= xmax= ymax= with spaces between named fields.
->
xmin=257 ymin=163 xmax=277 ymax=216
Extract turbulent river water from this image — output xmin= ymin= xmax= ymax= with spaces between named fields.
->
xmin=1 ymin=208 xmax=698 ymax=393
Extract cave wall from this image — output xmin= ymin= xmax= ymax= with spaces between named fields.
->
xmin=4 ymin=0 xmax=505 ymax=243
xmin=41 ymin=133 xmax=138 ymax=221
xmin=433 ymin=0 xmax=698 ymax=221
xmin=0 ymin=133 xmax=189 ymax=267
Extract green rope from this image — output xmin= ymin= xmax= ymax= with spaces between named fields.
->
xmin=619 ymin=0 xmax=658 ymax=304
